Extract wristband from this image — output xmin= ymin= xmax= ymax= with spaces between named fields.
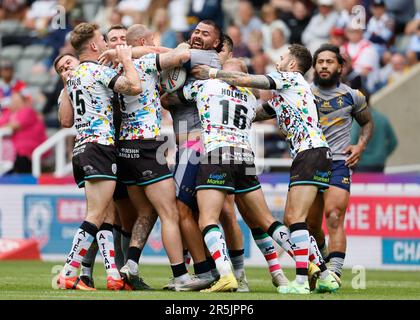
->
xmin=209 ymin=68 xmax=218 ymax=79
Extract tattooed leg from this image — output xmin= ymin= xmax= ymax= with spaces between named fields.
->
xmin=130 ymin=211 xmax=158 ymax=250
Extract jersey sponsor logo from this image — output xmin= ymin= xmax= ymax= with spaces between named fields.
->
xmin=221 ymin=151 xmax=254 ymax=163
xmin=74 ymin=121 xmax=91 ymax=130
xmin=320 ymin=116 xmax=346 ymax=127
xmin=290 ymin=174 xmax=300 ymax=181
xmin=207 ymin=173 xmax=226 ymax=185
xmin=313 ymin=170 xmax=331 ymax=183
xmin=118 ymin=147 xmax=140 ymax=159
xmin=73 ymin=144 xmax=86 ymax=157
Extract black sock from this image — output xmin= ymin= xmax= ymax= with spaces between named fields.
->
xmin=171 ymin=262 xmax=188 ymax=278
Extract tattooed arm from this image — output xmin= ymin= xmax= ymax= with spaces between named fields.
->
xmin=191 ymin=65 xmax=272 ymax=89
xmin=344 ymin=107 xmax=374 ymax=167
xmin=159 ymin=47 xmax=190 ymax=70
xmin=254 ymin=102 xmax=276 ymax=122
xmin=113 ymin=45 xmax=142 ymax=96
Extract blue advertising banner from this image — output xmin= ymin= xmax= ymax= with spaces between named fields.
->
xmin=383 ymin=238 xmax=420 ymax=265
xmin=23 ymin=194 xmax=251 ymax=257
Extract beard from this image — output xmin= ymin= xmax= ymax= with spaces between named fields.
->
xmin=314 ymin=70 xmax=341 ymax=87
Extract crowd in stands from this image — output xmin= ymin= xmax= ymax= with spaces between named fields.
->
xmin=1 ymin=0 xmax=418 ymax=173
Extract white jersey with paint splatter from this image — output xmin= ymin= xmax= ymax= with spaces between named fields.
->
xmin=66 ymin=61 xmax=118 ymax=148
xmin=266 ymin=71 xmax=329 ymax=158
xmin=118 ymin=53 xmax=161 ymax=140
xmin=183 ymin=79 xmax=257 ymax=153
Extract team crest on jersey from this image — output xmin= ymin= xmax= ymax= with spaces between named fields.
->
xmin=111 ymin=163 xmax=117 ymax=174
xmin=142 ymin=170 xmax=153 ymax=177
xmin=342 ymin=177 xmax=350 ymax=184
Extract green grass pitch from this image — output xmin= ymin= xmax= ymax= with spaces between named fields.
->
xmin=0 ymin=261 xmax=419 ymax=300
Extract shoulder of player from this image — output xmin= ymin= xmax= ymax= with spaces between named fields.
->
xmin=343 ymin=83 xmax=366 ymax=103
xmin=190 ymin=49 xmax=218 ymax=57
xmin=133 ymin=53 xmax=157 ymax=66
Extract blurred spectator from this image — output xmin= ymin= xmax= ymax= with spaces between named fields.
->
xmin=406 ymin=22 xmax=420 ymax=65
xmin=23 ymin=0 xmax=58 ymax=37
xmin=279 ymin=0 xmax=312 ymax=44
xmin=365 ymin=0 xmax=394 ymax=59
xmin=260 ymin=3 xmax=290 ymax=52
xmin=0 ymin=0 xmax=28 ymax=20
xmin=251 ymin=52 xmax=270 ymax=74
xmin=341 ymin=52 xmax=363 ymax=89
xmin=94 ymin=0 xmax=123 ymax=33
xmin=78 ymin=0 xmax=100 ymax=22
xmin=151 ymin=7 xmax=178 ymax=48
xmin=168 ymin=0 xmax=190 ymax=33
xmin=270 ymin=0 xmax=294 ymax=12
xmin=373 ymin=53 xmax=411 ymax=91
xmin=227 ymin=24 xmax=252 ymax=58
xmin=383 ymin=0 xmax=416 ymax=34
xmin=342 ymin=24 xmax=380 ymax=77
xmin=266 ymin=28 xmax=290 ymax=72
xmin=244 ymin=30 xmax=267 ymax=73
xmin=0 ymin=91 xmax=47 ymax=174
xmin=236 ymin=0 xmax=263 ymax=44
xmin=247 ymin=30 xmax=265 ymax=56
xmin=351 ymin=106 xmax=398 ymax=172
xmin=329 ymin=27 xmax=347 ymax=47
xmin=118 ymin=0 xmax=151 ymax=26
xmin=302 ymin=0 xmax=339 ymax=53
xmin=404 ymin=11 xmax=420 ymax=35
xmin=186 ymin=0 xmax=224 ymax=30
xmin=0 ymin=59 xmax=28 ymax=111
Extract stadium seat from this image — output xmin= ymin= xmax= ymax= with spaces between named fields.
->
xmin=0 ymin=20 xmax=21 ymax=35
xmin=26 ymin=73 xmax=52 ymax=88
xmin=25 ymin=86 xmax=45 ymax=112
xmin=15 ymin=58 xmax=37 ymax=79
xmin=22 ymin=44 xmax=48 ymax=61
xmin=0 ymin=45 xmax=23 ymax=62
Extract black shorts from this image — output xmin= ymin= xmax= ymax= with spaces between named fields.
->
xmin=113 ymin=180 xmax=129 ymax=200
xmin=72 ymin=142 xmax=117 ymax=188
xmin=196 ymin=147 xmax=261 ymax=194
xmin=117 ymin=139 xmax=173 ymax=186
xmin=289 ymin=147 xmax=332 ymax=190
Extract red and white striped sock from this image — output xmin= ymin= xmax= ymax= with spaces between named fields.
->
xmin=97 ymin=223 xmax=121 ymax=279
xmin=267 ymin=222 xmax=295 ymax=259
xmin=63 ymin=221 xmax=98 ymax=278
xmin=289 ymin=223 xmax=310 ymax=284
xmin=202 ymin=224 xmax=232 ymax=277
xmin=251 ymin=228 xmax=283 ymax=277
xmin=309 ymin=236 xmax=329 ymax=280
